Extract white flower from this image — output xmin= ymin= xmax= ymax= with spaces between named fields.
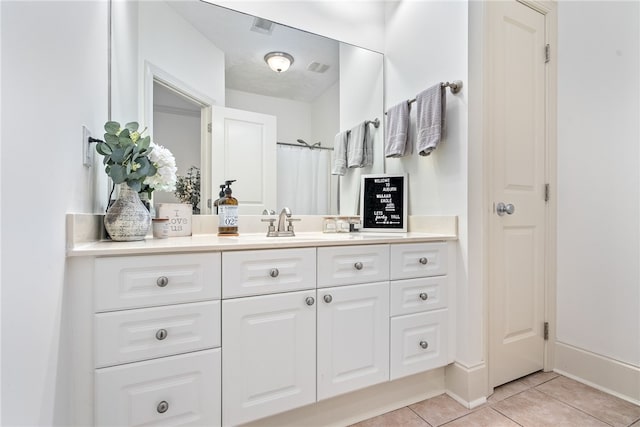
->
xmin=143 ymin=142 xmax=177 ymax=192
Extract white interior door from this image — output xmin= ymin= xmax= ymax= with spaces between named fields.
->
xmin=211 ymin=106 xmax=277 ymax=214
xmin=488 ymin=0 xmax=548 ymax=388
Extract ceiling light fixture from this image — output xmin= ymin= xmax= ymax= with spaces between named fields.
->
xmin=264 ymin=51 xmax=294 ymax=73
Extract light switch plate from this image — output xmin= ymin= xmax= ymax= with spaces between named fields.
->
xmin=82 ymin=125 xmax=93 ymax=167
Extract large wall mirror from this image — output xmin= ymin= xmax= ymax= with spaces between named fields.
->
xmin=111 ymin=0 xmax=384 ymax=216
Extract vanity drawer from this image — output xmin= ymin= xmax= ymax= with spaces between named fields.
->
xmin=95 ymin=349 xmax=221 ymax=427
xmin=94 ymin=253 xmax=221 ymax=312
xmin=94 ymin=300 xmax=220 ymax=368
xmin=390 ymin=310 xmax=448 ymax=381
xmin=222 ymin=248 xmax=316 ymax=298
xmin=390 ymin=243 xmax=447 ymax=280
xmin=390 ymin=277 xmax=448 ymax=317
xmin=317 ymin=245 xmax=389 ymax=287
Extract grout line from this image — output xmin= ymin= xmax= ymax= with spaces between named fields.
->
xmin=534 ymin=386 xmax=616 ymax=427
xmin=406 ymin=405 xmax=434 ymax=426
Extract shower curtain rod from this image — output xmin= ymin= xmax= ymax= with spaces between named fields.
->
xmin=277 ymin=141 xmax=334 ymax=151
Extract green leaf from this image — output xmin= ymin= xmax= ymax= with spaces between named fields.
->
xmin=95 ymin=143 xmax=110 ymax=156
xmin=138 ymin=135 xmax=151 ymax=151
xmin=123 ymin=144 xmax=134 ymax=160
xmin=110 ymin=147 xmax=126 ymax=163
xmin=104 ymin=121 xmax=120 ymax=134
xmin=109 ymin=164 xmax=127 ymax=184
xmin=124 ymin=122 xmax=139 ymax=132
xmin=104 ymin=133 xmax=119 ymax=144
xmin=126 ymin=162 xmax=132 ymax=175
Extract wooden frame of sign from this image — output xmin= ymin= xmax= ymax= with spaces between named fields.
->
xmin=360 ymin=173 xmax=407 ymax=232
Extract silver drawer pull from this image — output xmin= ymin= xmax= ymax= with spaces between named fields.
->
xmin=323 ymin=294 xmax=333 ymax=304
xmin=155 ymin=329 xmax=168 ymax=341
xmin=157 ymin=400 xmax=169 ymax=414
xmin=156 ymin=276 xmax=169 ymax=287
xmin=419 ymin=292 xmax=428 ymax=301
xmin=419 ymin=257 xmax=428 ymax=265
xmin=269 ymin=268 xmax=279 ymax=278
xmin=419 ymin=340 xmax=429 ymax=349
xmin=305 ymin=296 xmax=315 ymax=306
xmin=354 ymin=262 xmax=363 ymax=270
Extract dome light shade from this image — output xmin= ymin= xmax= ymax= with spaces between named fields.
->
xmin=264 ymin=51 xmax=294 ymax=73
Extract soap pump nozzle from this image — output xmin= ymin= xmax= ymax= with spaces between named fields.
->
xmin=224 ymin=179 xmax=236 ymax=196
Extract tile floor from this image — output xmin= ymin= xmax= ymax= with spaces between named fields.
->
xmin=351 ymin=371 xmax=640 ymax=427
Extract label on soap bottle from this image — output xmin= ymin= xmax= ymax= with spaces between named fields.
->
xmin=218 ymin=205 xmax=238 ymax=227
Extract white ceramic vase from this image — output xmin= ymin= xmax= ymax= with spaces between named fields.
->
xmin=104 ymin=183 xmax=151 ymax=241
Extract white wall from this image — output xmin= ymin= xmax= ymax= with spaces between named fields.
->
xmin=1 ymin=1 xmax=108 ymax=424
xmin=384 ymin=1 xmax=474 ymax=366
xmin=225 ymin=89 xmax=312 ymax=144
xmin=311 ymin=81 xmax=340 ymax=150
xmin=557 ymin=2 xmax=640 ymax=367
xmin=338 ymin=43 xmax=385 ymax=215
xmin=152 ymin=110 xmax=201 ymax=206
xmin=112 ymin=0 xmax=226 ymax=127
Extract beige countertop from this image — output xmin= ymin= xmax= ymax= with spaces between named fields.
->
xmin=66 ymin=214 xmax=457 ymax=257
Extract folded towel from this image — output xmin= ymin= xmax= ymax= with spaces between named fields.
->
xmin=416 ymin=83 xmax=446 ymax=156
xmin=347 ymin=121 xmax=372 ymax=168
xmin=385 ymin=101 xmax=411 ymax=158
xmin=331 ymin=130 xmax=349 ymax=175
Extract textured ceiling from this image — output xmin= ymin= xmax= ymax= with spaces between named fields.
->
xmin=165 ymin=1 xmax=340 ymax=103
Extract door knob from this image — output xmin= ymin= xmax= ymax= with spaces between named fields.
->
xmin=496 ymin=202 xmax=515 ymax=216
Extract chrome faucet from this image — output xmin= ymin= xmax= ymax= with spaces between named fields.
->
xmin=277 ymin=207 xmax=291 ymax=232
xmin=261 ymin=207 xmax=300 ymax=237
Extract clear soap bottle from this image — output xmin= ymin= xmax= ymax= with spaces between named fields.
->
xmin=218 ymin=180 xmax=238 ymax=236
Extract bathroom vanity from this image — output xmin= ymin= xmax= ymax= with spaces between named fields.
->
xmin=66 ymin=216 xmax=457 ymax=426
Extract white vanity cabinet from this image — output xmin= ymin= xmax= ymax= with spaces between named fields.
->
xmin=69 ymin=229 xmax=456 ymax=427
xmin=389 ymin=243 xmax=451 ymax=380
xmin=92 ymin=253 xmax=222 ymax=427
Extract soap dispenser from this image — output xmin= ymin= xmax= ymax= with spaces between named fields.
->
xmin=218 ymin=180 xmax=238 ymax=236
xmin=213 ymin=184 xmax=226 ymax=215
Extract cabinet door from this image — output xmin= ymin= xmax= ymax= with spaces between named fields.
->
xmin=95 ymin=349 xmax=221 ymax=427
xmin=222 ymin=290 xmax=316 ymax=426
xmin=317 ymin=282 xmax=389 ymax=400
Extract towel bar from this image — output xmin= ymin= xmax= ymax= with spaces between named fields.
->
xmin=365 ymin=118 xmax=380 ymax=129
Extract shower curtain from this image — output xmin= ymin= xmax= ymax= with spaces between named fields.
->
xmin=277 ymin=145 xmax=331 ymax=215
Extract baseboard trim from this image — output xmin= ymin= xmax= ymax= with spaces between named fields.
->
xmin=445 ymin=362 xmax=488 ymax=408
xmin=554 ymin=342 xmax=640 ymax=405
xmin=242 ymin=369 xmax=446 ymax=427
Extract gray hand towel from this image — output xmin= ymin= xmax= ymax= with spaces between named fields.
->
xmin=416 ymin=83 xmax=446 ymax=156
xmin=385 ymin=101 xmax=411 ymax=158
xmin=331 ymin=130 xmax=349 ymax=175
xmin=347 ymin=121 xmax=372 ymax=168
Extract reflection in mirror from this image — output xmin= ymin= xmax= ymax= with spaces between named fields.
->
xmin=111 ymin=0 xmax=383 ymax=215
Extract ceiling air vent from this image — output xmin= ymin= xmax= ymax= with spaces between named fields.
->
xmin=307 ymin=62 xmax=330 ymax=73
xmin=251 ymin=17 xmax=274 ymax=35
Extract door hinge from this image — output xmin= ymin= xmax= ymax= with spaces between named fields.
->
xmin=207 ymin=123 xmax=212 ymax=133
xmin=544 ymin=322 xmax=549 ymax=340
xmin=544 ymin=183 xmax=550 ymax=202
xmin=545 ymin=44 xmax=551 ymax=63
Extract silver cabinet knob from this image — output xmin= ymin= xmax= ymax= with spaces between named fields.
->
xmin=496 ymin=202 xmax=515 ymax=216
xmin=419 ymin=257 xmax=428 ymax=265
xmin=305 ymin=296 xmax=315 ymax=306
xmin=269 ymin=268 xmax=279 ymax=278
xmin=419 ymin=341 xmax=429 ymax=349
xmin=354 ymin=262 xmax=363 ymax=270
xmin=155 ymin=329 xmax=168 ymax=340
xmin=156 ymin=276 xmax=169 ymax=287
xmin=157 ymin=400 xmax=169 ymax=414
xmin=419 ymin=292 xmax=428 ymax=301
xmin=323 ymin=294 xmax=333 ymax=303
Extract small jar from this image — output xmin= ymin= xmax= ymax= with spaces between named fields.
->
xmin=336 ymin=217 xmax=351 ymax=233
xmin=348 ymin=216 xmax=362 ymax=232
xmin=152 ymin=218 xmax=170 ymax=239
xmin=323 ymin=217 xmax=337 ymax=233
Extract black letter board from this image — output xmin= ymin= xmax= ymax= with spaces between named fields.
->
xmin=360 ymin=174 xmax=407 ymax=232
